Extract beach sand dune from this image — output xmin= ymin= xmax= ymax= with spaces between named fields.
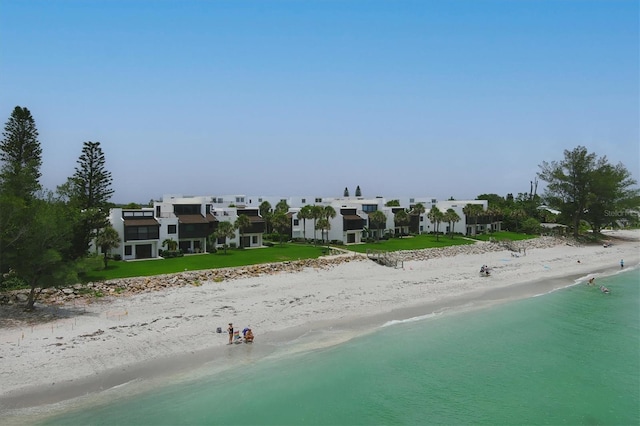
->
xmin=1 ymin=230 xmax=638 ymax=418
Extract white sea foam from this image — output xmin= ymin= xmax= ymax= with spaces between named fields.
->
xmin=381 ymin=312 xmax=442 ymax=327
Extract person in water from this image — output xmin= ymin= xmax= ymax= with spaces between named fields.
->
xmin=588 ymin=277 xmax=595 ymax=285
xmin=600 ymin=285 xmax=610 ymax=294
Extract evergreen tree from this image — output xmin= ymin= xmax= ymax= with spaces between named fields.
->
xmin=538 ymin=146 xmax=639 ymax=237
xmin=0 ymin=106 xmax=42 ymax=200
xmin=72 ymin=141 xmax=114 ymax=210
xmin=0 ymin=106 xmax=43 ymax=275
xmin=68 ymin=141 xmax=114 ymax=257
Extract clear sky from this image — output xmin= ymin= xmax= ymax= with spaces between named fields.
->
xmin=1 ymin=0 xmax=638 ymax=204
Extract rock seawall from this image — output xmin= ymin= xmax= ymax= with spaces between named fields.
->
xmin=1 ymin=237 xmax=565 ymax=306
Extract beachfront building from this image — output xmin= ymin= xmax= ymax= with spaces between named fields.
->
xmin=248 ymin=192 xmax=496 ymax=242
xmin=104 ymin=190 xmax=503 ymax=260
xmin=107 ymin=194 xmax=266 ymax=260
xmin=108 ymin=207 xmax=161 ymax=260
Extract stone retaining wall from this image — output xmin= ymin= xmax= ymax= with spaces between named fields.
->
xmin=1 ymin=237 xmax=566 ymax=306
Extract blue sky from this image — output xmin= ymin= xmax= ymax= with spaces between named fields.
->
xmin=1 ymin=0 xmax=638 ymax=204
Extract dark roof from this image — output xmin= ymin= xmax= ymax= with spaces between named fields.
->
xmin=177 ymin=214 xmax=208 ymax=224
xmin=206 ymin=213 xmax=218 ymax=222
xmin=343 ymin=214 xmax=364 ymax=221
xmin=247 ymin=216 xmax=265 ymax=223
xmin=124 ymin=218 xmax=159 ymax=227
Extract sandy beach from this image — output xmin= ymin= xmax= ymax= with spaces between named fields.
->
xmin=1 ymin=230 xmax=638 ymax=420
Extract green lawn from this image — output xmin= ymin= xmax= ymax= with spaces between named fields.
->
xmin=84 ymin=244 xmax=327 ymax=281
xmin=467 ymin=231 xmax=537 ymax=242
xmin=84 ymin=232 xmax=538 ymax=281
xmin=345 ymin=234 xmax=475 ymax=254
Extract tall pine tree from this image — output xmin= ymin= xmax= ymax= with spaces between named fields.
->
xmin=72 ymin=141 xmax=114 ymax=209
xmin=69 ymin=141 xmax=114 ymax=257
xmin=0 ymin=106 xmax=43 ymax=275
xmin=0 ymin=106 xmax=42 ymax=200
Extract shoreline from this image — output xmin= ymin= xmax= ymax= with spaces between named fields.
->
xmin=1 ymin=231 xmax=638 ymax=422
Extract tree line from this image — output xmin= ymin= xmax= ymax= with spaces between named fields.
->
xmin=0 ymin=106 xmax=117 ymax=308
xmin=1 ymin=106 xmax=638 ymax=309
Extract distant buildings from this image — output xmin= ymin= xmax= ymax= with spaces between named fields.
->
xmin=106 ymin=191 xmax=497 ymax=260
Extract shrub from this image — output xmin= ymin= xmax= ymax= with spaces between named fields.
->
xmin=161 ymin=250 xmax=183 ymax=259
xmin=263 ymin=241 xmax=275 ymax=247
xmin=521 ymin=218 xmax=541 ymax=235
xmin=112 ymin=254 xmax=122 ymax=261
xmin=0 ymin=271 xmax=27 ymax=291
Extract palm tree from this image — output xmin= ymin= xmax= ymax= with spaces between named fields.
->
xmin=311 ymin=205 xmax=324 ymax=245
xmin=486 ymin=205 xmax=502 ymax=233
xmin=297 ymin=205 xmax=313 ymax=242
xmin=259 ymin=201 xmax=272 ymax=234
xmin=271 ymin=211 xmax=290 ymax=246
xmin=427 ymin=206 xmax=444 ymax=241
xmin=412 ymin=202 xmax=426 ymax=216
xmin=96 ymin=226 xmax=120 ymax=269
xmin=444 ymin=208 xmax=461 ymax=239
xmin=316 ymin=217 xmax=330 ymax=248
xmin=214 ymin=221 xmax=235 ymax=254
xmin=411 ymin=202 xmax=426 ymax=234
xmin=369 ymin=210 xmax=387 ymax=241
xmin=162 ymin=238 xmax=178 ymax=252
xmin=321 ymin=205 xmax=336 ymax=247
xmin=394 ymin=209 xmax=410 ymax=237
xmin=234 ymin=214 xmax=251 ymax=248
xmin=463 ymin=203 xmax=483 ymax=236
xmin=323 ymin=205 xmax=336 ymax=221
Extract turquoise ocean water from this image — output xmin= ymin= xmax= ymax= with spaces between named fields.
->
xmin=42 ymin=269 xmax=639 ymax=425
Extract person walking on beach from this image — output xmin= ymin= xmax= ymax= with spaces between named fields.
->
xmin=227 ymin=323 xmax=234 ymax=345
xmin=620 ymin=259 xmax=624 ymax=269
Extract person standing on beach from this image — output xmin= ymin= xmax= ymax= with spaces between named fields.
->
xmin=227 ymin=323 xmax=234 ymax=344
xmin=620 ymin=259 xmax=624 ymax=269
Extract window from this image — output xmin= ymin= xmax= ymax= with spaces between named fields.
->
xmin=420 ymin=216 xmax=424 ymax=221
xmin=301 ymin=198 xmax=306 ymax=203
xmin=168 ymin=225 xmax=177 ymax=234
xmin=125 ymin=246 xmax=132 ymax=255
xmin=174 ymin=204 xmax=200 ymax=215
xmin=123 ymin=210 xmax=154 ymax=218
xmin=293 ymin=219 xmax=299 ymax=226
xmin=252 ymin=236 xmax=258 ymax=244
xmin=410 ymin=198 xmax=415 ymax=203
xmin=362 ymin=204 xmax=377 ymax=213
xmin=125 ymin=226 xmax=159 ymax=241
xmin=236 ymin=197 xmax=244 ymax=203
xmin=315 ymin=198 xmax=322 ymax=203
